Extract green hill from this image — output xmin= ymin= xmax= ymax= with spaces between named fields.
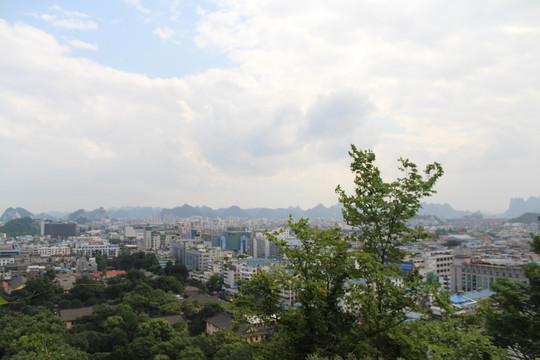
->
xmin=0 ymin=217 xmax=39 ymax=236
xmin=509 ymin=212 xmax=540 ymax=224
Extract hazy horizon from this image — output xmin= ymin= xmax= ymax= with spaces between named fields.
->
xmin=4 ymin=196 xmax=539 ymax=217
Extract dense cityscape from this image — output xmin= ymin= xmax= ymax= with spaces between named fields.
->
xmin=1 ymin=190 xmax=539 ymax=359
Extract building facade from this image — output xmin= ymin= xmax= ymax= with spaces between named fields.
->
xmin=451 ymin=259 xmax=527 ymax=293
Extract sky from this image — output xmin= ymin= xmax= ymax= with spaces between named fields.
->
xmin=0 ymin=0 xmax=539 ymax=215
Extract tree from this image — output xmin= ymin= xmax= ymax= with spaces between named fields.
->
xmin=480 ymin=222 xmax=540 ymax=359
xmin=70 ymin=275 xmax=105 ymax=304
xmin=206 ymin=273 xmax=224 ymax=293
xmin=165 ymin=263 xmax=189 ymax=283
xmin=233 ymin=147 xmax=445 ymax=359
xmin=94 ymin=253 xmax=108 ymax=272
xmin=0 ymin=310 xmax=88 ymax=359
xmin=7 ymin=275 xmax=63 ymax=310
xmin=148 ymin=275 xmax=184 ymax=294
xmin=234 ymin=146 xmax=502 ymax=359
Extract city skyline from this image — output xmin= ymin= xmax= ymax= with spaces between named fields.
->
xmin=1 ymin=1 xmax=539 ymax=214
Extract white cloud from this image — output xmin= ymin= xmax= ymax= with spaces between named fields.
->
xmin=65 ymin=39 xmax=98 ymax=50
xmin=1 ymin=0 xmax=540 ymax=213
xmin=153 ymin=26 xmax=180 ymax=44
xmin=76 ymin=139 xmax=116 ymax=159
xmin=122 ymin=0 xmax=152 ymax=14
xmin=48 ymin=5 xmax=90 ymax=19
xmin=168 ymin=0 xmax=182 ymax=22
xmin=38 ymin=5 xmax=97 ymax=30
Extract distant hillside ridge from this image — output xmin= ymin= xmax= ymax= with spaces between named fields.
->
xmin=160 ymin=204 xmax=344 ymax=219
xmin=504 ymin=196 xmax=540 ymax=217
xmin=418 ymin=203 xmax=471 ymax=219
xmin=107 ymin=206 xmax=162 ymax=219
xmin=0 ymin=217 xmax=39 ymax=236
xmin=509 ymin=212 xmax=540 ymax=224
xmin=0 ymin=207 xmax=33 ymax=222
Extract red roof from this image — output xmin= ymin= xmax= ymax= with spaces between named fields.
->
xmin=93 ymin=270 xmax=127 ymax=278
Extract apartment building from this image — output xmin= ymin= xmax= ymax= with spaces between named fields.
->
xmin=451 ymin=258 xmax=527 ymax=293
xmin=38 ymin=246 xmax=71 ymax=256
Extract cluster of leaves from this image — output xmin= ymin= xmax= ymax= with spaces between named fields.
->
xmin=0 ymin=310 xmax=88 ymax=359
xmin=198 ymin=274 xmax=225 ymax=294
xmin=109 ymin=252 xmax=163 ymax=274
xmin=4 ymin=275 xmax=64 ymax=311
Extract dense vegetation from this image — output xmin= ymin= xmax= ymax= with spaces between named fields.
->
xmin=0 ymin=217 xmax=39 ymax=237
xmin=0 ymin=251 xmax=252 ymax=359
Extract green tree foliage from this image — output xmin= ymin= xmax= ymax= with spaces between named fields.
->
xmin=531 ymin=220 xmax=540 ymax=254
xmin=136 ymin=319 xmax=174 ymax=341
xmin=0 ymin=216 xmax=39 ymax=236
xmin=0 ymin=310 xmax=87 ymax=359
xmin=206 ymin=273 xmax=225 ymax=293
xmin=6 ymin=275 xmax=64 ymax=310
xmin=122 ymin=283 xmax=181 ymax=316
xmin=444 ymin=239 xmax=462 ymax=247
xmin=147 ymin=275 xmax=184 ymax=294
xmin=385 ymin=314 xmax=505 ymax=359
xmin=113 ymin=252 xmax=161 ymax=273
xmin=70 ymin=275 xmax=106 ymax=305
xmin=164 ymin=261 xmax=189 ymax=283
xmin=480 ymin=224 xmax=540 ymax=359
xmin=183 ymin=300 xmax=224 ymax=336
xmin=234 ymin=146 xmax=502 ymax=359
xmin=94 ymin=253 xmax=109 ymax=272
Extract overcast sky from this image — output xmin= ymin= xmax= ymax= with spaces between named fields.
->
xmin=1 ymin=0 xmax=539 ymax=214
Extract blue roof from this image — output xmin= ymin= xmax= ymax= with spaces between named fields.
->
xmin=450 ymin=294 xmax=469 ymax=304
xmin=461 ymin=289 xmax=494 ymax=299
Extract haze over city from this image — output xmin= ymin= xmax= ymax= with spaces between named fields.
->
xmin=1 ymin=0 xmax=539 ymax=214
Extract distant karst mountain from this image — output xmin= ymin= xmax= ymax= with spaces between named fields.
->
xmin=6 ymin=196 xmax=539 ymax=223
xmin=66 ymin=207 xmax=111 ymax=223
xmin=0 ymin=207 xmax=33 ymax=222
xmin=509 ymin=212 xmax=540 ymax=224
xmin=88 ymin=207 xmax=110 ymax=222
xmin=218 ymin=205 xmax=249 ymax=218
xmin=504 ymin=196 xmax=540 ymax=218
xmin=418 ymin=203 xmax=471 ymax=219
xmin=33 ymin=212 xmax=57 ymax=220
xmin=107 ymin=206 xmax=162 ymax=219
xmin=160 ymin=204 xmax=344 ymax=219
xmin=67 ymin=209 xmax=88 ymax=224
xmin=161 ymin=204 xmax=204 ymax=218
